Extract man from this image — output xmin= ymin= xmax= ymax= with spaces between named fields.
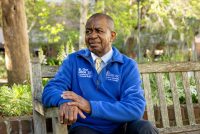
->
xmin=42 ymin=13 xmax=158 ymax=134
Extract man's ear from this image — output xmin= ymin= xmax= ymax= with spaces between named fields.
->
xmin=110 ymin=31 xmax=116 ymax=42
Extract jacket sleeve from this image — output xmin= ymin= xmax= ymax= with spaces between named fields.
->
xmin=42 ymin=56 xmax=72 ymax=107
xmin=89 ymin=61 xmax=146 ymax=122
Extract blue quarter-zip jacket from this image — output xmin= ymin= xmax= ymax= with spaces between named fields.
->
xmin=42 ymin=47 xmax=146 ymax=133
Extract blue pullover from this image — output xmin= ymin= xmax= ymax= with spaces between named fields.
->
xmin=42 ymin=47 xmax=146 ymax=133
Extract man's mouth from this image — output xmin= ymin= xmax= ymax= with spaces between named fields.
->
xmin=89 ymin=43 xmax=100 ymax=47
xmin=88 ymin=43 xmax=100 ymax=51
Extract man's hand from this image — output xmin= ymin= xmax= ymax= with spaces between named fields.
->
xmin=61 ymin=91 xmax=91 ymax=114
xmin=59 ymin=103 xmax=86 ymax=125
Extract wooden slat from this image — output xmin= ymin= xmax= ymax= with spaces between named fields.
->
xmin=52 ymin=117 xmax=68 ymax=134
xmin=194 ymin=71 xmax=200 ymax=105
xmin=42 ymin=65 xmax=59 ymax=78
xmin=32 ymin=111 xmax=47 ymax=134
xmin=45 ymin=107 xmax=59 ymax=118
xmin=169 ymin=72 xmax=183 ymax=127
xmin=139 ymin=62 xmax=200 ymax=73
xmin=42 ymin=62 xmax=200 ymax=75
xmin=34 ymin=100 xmax=45 ymax=116
xmin=142 ymin=74 xmax=155 ymax=125
xmin=30 ymin=58 xmax=47 ymax=134
xmin=156 ymin=73 xmax=170 ymax=128
xmin=182 ymin=72 xmax=196 ymax=125
xmin=30 ymin=58 xmax=43 ymax=101
xmin=159 ymin=124 xmax=200 ymax=134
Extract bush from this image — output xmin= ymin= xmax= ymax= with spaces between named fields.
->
xmin=0 ymin=84 xmax=32 ymax=117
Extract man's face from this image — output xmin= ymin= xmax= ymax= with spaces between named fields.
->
xmin=85 ymin=17 xmax=116 ymax=57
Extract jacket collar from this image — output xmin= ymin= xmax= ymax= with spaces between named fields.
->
xmin=77 ymin=47 xmax=124 ymax=64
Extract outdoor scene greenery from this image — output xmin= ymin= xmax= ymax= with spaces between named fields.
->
xmin=0 ymin=0 xmax=199 ymax=117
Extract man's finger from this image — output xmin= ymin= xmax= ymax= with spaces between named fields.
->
xmin=64 ymin=106 xmax=69 ymax=124
xmin=73 ymin=107 xmax=78 ymax=122
xmin=61 ymin=94 xmax=75 ymax=100
xmin=62 ymin=95 xmax=79 ymax=102
xmin=62 ymin=91 xmax=80 ymax=98
xmin=78 ymin=109 xmax=86 ymax=119
xmin=62 ymin=91 xmax=76 ymax=96
xmin=59 ymin=108 xmax=64 ymax=124
xmin=67 ymin=102 xmax=79 ymax=107
xmin=68 ymin=107 xmax=74 ymax=125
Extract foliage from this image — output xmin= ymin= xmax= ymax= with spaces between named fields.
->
xmin=46 ymin=57 xmax=60 ymax=66
xmin=89 ymin=0 xmax=138 ymax=49
xmin=0 ymin=84 xmax=32 ymax=117
xmin=26 ymin=0 xmax=65 ymax=43
xmin=25 ymin=0 xmax=200 ymax=62
xmin=42 ymin=78 xmax=50 ymax=87
xmin=144 ymin=49 xmax=192 ymax=63
xmin=0 ymin=78 xmax=51 ymax=117
xmin=149 ymin=1 xmax=198 ymax=36
xmin=139 ymin=0 xmax=200 ymax=60
xmin=25 ymin=0 xmax=80 ymax=62
xmin=89 ymin=0 xmax=200 ymax=62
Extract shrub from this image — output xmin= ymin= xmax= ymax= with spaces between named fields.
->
xmin=0 ymin=84 xmax=32 ymax=117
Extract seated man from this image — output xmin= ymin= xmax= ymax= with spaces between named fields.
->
xmin=42 ymin=13 xmax=159 ymax=134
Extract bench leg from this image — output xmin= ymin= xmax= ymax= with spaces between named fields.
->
xmin=33 ymin=110 xmax=47 ymax=134
xmin=52 ymin=117 xmax=68 ymax=134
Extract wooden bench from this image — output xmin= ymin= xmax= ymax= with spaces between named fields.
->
xmin=30 ymin=58 xmax=200 ymax=134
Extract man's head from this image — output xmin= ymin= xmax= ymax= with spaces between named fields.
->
xmin=85 ymin=13 xmax=116 ymax=57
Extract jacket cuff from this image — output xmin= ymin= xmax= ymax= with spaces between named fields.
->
xmin=58 ymin=99 xmax=71 ymax=107
xmin=89 ymin=101 xmax=99 ymax=117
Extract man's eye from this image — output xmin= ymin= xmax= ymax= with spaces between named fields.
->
xmin=96 ymin=29 xmax=103 ymax=33
xmin=86 ymin=30 xmax=91 ymax=34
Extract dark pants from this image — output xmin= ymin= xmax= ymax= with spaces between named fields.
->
xmin=69 ymin=120 xmax=159 ymax=134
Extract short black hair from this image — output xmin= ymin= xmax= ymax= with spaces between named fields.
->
xmin=87 ymin=13 xmax=115 ymax=31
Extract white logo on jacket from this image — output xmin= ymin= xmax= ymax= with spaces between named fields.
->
xmin=106 ymin=71 xmax=120 ymax=82
xmin=78 ymin=68 xmax=92 ymax=78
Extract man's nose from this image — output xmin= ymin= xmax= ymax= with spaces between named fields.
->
xmin=89 ymin=31 xmax=98 ymax=38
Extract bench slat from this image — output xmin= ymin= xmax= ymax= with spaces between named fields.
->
xmin=41 ymin=62 xmax=200 ymax=77
xmin=142 ymin=74 xmax=155 ymax=125
xmin=42 ymin=65 xmax=59 ymax=78
xmin=182 ymin=72 xmax=196 ymax=125
xmin=194 ymin=71 xmax=200 ymax=105
xmin=31 ymin=58 xmax=47 ymax=134
xmin=139 ymin=62 xmax=200 ymax=73
xmin=156 ymin=73 xmax=170 ymax=128
xmin=31 ymin=59 xmax=43 ymax=101
xmin=169 ymin=72 xmax=183 ymax=127
xmin=52 ymin=117 xmax=68 ymax=134
xmin=34 ymin=100 xmax=45 ymax=116
xmin=45 ymin=107 xmax=59 ymax=118
xmin=159 ymin=124 xmax=200 ymax=134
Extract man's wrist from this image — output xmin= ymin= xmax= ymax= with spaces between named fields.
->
xmin=85 ymin=101 xmax=91 ymax=114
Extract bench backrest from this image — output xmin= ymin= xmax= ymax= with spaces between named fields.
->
xmin=31 ymin=58 xmax=200 ymax=133
xmin=138 ymin=62 xmax=200 ymax=133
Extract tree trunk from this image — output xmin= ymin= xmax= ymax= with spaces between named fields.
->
xmin=2 ymin=0 xmax=30 ymax=85
xmin=0 ymin=2 xmax=2 ymax=27
xmin=79 ymin=0 xmax=88 ymax=50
